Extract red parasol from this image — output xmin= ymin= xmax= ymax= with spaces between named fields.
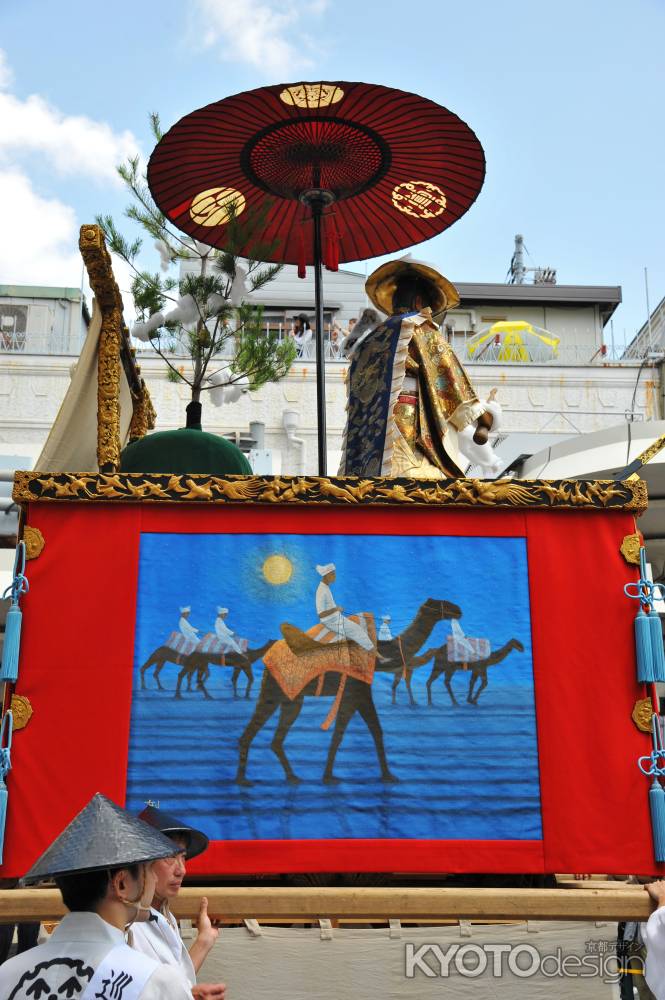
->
xmin=147 ymin=81 xmax=485 ymax=473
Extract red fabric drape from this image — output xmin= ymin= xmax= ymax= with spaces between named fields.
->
xmin=1 ymin=502 xmax=655 ymax=877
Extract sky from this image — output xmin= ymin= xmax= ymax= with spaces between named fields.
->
xmin=1 ymin=0 xmax=664 ymax=347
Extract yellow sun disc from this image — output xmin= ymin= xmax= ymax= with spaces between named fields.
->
xmin=189 ymin=187 xmax=246 ymax=227
xmin=262 ymin=554 xmax=293 ymax=585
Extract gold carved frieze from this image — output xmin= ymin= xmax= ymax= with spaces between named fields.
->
xmin=12 ymin=473 xmax=648 ymax=513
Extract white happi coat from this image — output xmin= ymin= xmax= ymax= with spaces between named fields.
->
xmin=644 ymin=906 xmax=665 ymax=998
xmin=315 ymin=581 xmax=373 ymax=651
xmin=130 ymin=906 xmax=196 ymax=988
xmin=214 ymin=615 xmax=243 ymax=654
xmin=0 ymin=911 xmax=191 ymax=1000
xmin=179 ymin=616 xmax=199 ymax=643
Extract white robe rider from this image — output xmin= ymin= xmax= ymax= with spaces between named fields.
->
xmin=378 ymin=615 xmax=393 ymax=641
xmin=315 ymin=563 xmax=374 ymax=651
xmin=214 ymin=608 xmax=243 ymax=654
xmin=0 ymin=911 xmax=191 ymax=1000
xmin=130 ymin=905 xmax=196 ymax=989
xmin=178 ymin=607 xmax=199 ymax=644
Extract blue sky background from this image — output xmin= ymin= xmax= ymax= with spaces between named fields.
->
xmin=1 ymin=0 xmax=664 ymax=345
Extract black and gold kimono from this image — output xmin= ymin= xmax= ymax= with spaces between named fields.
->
xmin=339 ymin=308 xmax=483 ymax=479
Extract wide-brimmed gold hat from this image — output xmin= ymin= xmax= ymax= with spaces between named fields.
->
xmin=365 ymin=259 xmax=460 ymax=316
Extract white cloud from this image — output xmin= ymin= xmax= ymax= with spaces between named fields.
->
xmin=0 ymin=169 xmax=81 ymax=286
xmin=0 ymin=168 xmax=138 ymax=321
xmin=0 ymin=91 xmax=139 ymax=185
xmin=0 ymin=49 xmax=13 ymax=90
xmin=194 ymin=0 xmax=327 ymax=75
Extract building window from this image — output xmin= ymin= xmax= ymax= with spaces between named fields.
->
xmin=0 ymin=306 xmax=28 ymax=351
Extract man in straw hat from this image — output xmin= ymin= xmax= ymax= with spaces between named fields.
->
xmin=339 ymin=258 xmax=498 ymax=479
xmin=0 ymin=792 xmax=192 ymax=999
xmin=131 ymin=805 xmax=225 ymax=1000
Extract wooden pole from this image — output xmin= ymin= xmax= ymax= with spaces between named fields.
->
xmin=0 ymin=886 xmax=655 ymax=924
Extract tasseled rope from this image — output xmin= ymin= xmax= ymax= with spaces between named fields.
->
xmin=0 ymin=711 xmax=13 ymax=864
xmin=624 ymin=547 xmax=665 ymax=684
xmin=324 ymin=215 xmax=340 ymax=272
xmin=1 ymin=542 xmax=29 ymax=685
xmin=638 ymin=714 xmax=665 ymax=862
xmin=297 ymin=227 xmax=306 ymax=279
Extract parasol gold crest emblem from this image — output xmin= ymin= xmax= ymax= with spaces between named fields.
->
xmin=392 ymin=181 xmax=447 ymax=219
xmin=190 ymin=187 xmax=246 ymax=227
xmin=279 ymin=83 xmax=344 ymax=109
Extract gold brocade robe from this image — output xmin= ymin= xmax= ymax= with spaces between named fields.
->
xmin=340 ymin=309 xmax=484 ymax=479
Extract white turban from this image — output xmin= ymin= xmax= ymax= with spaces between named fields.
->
xmin=179 ymin=606 xmax=191 ymax=614
xmin=217 ymin=607 xmax=229 ymax=615
xmin=316 ymin=563 xmax=335 ymax=576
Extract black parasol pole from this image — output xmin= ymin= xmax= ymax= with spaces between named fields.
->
xmin=302 ymin=189 xmax=335 ymax=477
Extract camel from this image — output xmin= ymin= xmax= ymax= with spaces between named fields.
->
xmin=236 ymin=598 xmax=461 ymax=786
xmin=388 ymin=646 xmax=439 ymax=707
xmin=140 ymin=642 xmax=266 ymax=698
xmin=175 ymin=640 xmax=274 ymax=700
xmin=425 ymin=638 xmax=525 ymax=706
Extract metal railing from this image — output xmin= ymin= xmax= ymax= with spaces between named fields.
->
xmin=0 ymin=330 xmax=86 ymax=355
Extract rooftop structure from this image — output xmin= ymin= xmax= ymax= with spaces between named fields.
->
xmin=0 ymin=284 xmax=90 ymax=355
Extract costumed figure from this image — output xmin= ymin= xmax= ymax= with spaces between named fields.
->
xmin=315 ymin=563 xmax=375 ymax=652
xmin=339 ymin=260 xmax=501 ymax=479
xmin=378 ymin=614 xmax=393 ymax=641
xmin=214 ymin=608 xmax=244 ymax=655
xmin=131 ymin=806 xmax=225 ymax=1000
xmin=0 ymin=793 xmax=191 ymax=1000
xmin=178 ymin=607 xmax=199 ymax=644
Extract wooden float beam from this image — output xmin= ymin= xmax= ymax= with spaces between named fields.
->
xmin=0 ymin=886 xmax=655 ymax=924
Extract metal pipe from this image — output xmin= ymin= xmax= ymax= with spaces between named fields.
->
xmin=312 ymin=201 xmax=327 ymax=475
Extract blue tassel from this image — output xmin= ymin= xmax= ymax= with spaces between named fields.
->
xmin=636 ymin=606 xmax=655 ymax=682
xmin=0 ymin=712 xmax=12 ymax=865
xmin=0 ymin=604 xmax=21 ymax=684
xmin=650 ymin=777 xmax=665 ymax=862
xmin=649 ymin=609 xmax=665 ymax=683
xmin=1 ymin=542 xmax=28 ymax=686
xmin=0 ymin=774 xmax=7 ymax=865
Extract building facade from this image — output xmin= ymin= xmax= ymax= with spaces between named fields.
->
xmin=0 ymin=267 xmax=661 ymax=480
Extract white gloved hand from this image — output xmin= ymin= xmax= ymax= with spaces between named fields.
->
xmin=457 ymin=399 xmax=503 ymax=476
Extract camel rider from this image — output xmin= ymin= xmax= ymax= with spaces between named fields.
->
xmin=131 ymin=806 xmax=225 ymax=1000
xmin=179 ymin=607 xmax=199 ymax=644
xmin=0 ymin=793 xmax=191 ymax=1000
xmin=378 ymin=614 xmax=393 ymax=641
xmin=214 ymin=608 xmax=243 ymax=655
xmin=315 ymin=563 xmax=375 ymax=652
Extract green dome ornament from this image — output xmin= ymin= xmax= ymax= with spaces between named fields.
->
xmin=121 ymin=401 xmax=251 ymax=475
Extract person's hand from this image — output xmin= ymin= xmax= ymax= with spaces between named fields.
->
xmin=646 ymin=880 xmax=665 ymax=909
xmin=192 ymin=983 xmax=226 ymax=1000
xmin=195 ymin=897 xmax=221 ymax=948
